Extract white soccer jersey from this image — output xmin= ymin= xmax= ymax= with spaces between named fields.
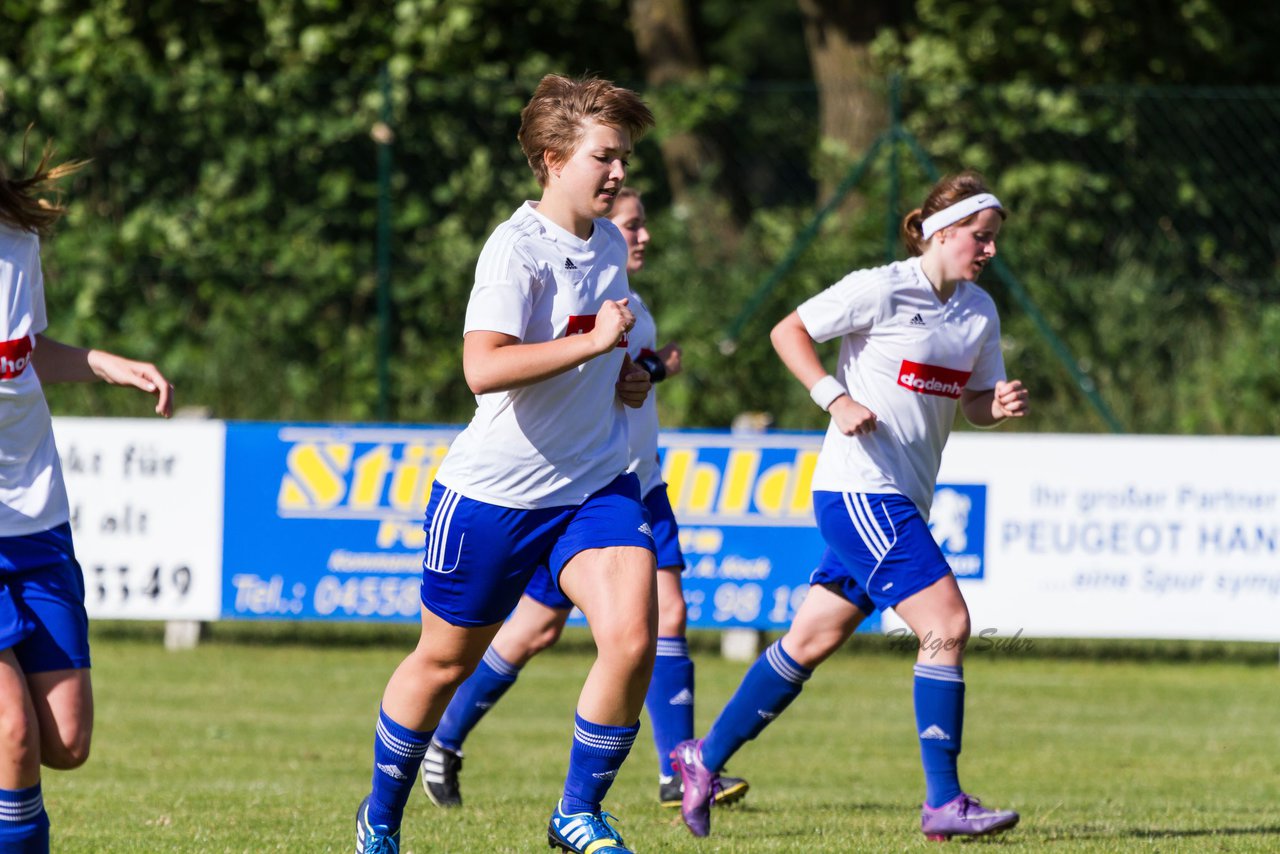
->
xmin=624 ymin=289 xmax=663 ymax=495
xmin=0 ymin=224 xmax=70 ymax=535
xmin=798 ymin=256 xmax=1005 ymax=518
xmin=435 ymin=202 xmax=633 ymax=509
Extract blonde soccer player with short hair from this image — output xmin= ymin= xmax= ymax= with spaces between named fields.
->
xmin=355 ymin=75 xmax=657 ymax=854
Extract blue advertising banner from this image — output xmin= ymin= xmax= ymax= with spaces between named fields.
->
xmin=223 ymin=423 xmax=459 ymax=621
xmin=222 ymin=423 xmax=988 ymax=631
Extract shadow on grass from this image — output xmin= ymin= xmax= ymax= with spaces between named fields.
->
xmin=1039 ymin=823 xmax=1280 ymax=843
xmin=1125 ymin=825 xmax=1280 ymax=839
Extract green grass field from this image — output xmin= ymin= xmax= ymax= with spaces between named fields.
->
xmin=50 ymin=623 xmax=1280 ymax=852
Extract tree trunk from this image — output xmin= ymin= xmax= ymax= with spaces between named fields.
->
xmin=628 ymin=0 xmax=747 ymax=243
xmin=796 ymin=0 xmax=898 ymax=198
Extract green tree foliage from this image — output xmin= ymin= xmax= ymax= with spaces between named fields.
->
xmin=2 ymin=0 xmax=647 ymax=421
xmin=3 ymin=1 xmax=1277 ymax=434
xmin=869 ymin=0 xmax=1280 ymax=433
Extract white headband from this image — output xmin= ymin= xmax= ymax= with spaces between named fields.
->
xmin=920 ymin=193 xmax=1002 ymax=241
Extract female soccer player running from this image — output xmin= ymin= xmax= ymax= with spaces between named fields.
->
xmin=419 ymin=188 xmax=748 ymax=812
xmin=355 ymin=76 xmax=658 ymax=854
xmin=1 ymin=141 xmax=173 ymax=852
xmin=670 ymin=171 xmax=1028 ymax=842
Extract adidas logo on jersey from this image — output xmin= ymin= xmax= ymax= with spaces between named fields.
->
xmin=668 ymin=688 xmax=694 ymax=706
xmin=564 ymin=258 xmax=578 ymax=270
xmin=910 ymin=313 xmax=926 ymax=326
xmin=638 ymin=522 xmax=653 ymax=538
xmin=919 ymin=724 xmax=951 ymax=740
xmin=376 ymin=763 xmax=409 ymax=780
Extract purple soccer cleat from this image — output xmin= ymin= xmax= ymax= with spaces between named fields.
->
xmin=921 ymin=793 xmax=1020 ymax=841
xmin=669 ymin=739 xmax=717 ymax=837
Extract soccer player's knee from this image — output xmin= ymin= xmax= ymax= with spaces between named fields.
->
xmin=526 ymin=621 xmax=566 ymax=655
xmin=784 ymin=630 xmax=841 ymax=668
xmin=935 ymin=611 xmax=972 ymax=649
xmin=656 ymin=595 xmax=686 ymax=636
xmin=598 ymin=622 xmax=656 ymax=668
xmin=0 ymin=709 xmax=38 ymax=768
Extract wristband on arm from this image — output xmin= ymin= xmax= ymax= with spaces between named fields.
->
xmin=635 ymin=352 xmax=667 ymax=383
xmin=809 ymin=375 xmax=848 ymax=411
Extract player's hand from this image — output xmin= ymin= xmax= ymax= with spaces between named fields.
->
xmin=657 ymin=341 xmax=683 ymax=378
xmin=830 ymin=395 xmax=877 ymax=436
xmin=87 ymin=350 xmax=174 ymax=418
xmin=616 ymin=353 xmax=651 ymax=409
xmin=592 ymin=298 xmax=635 ymax=354
xmin=993 ymin=379 xmax=1029 ymax=419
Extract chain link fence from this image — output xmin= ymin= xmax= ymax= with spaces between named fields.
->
xmin=7 ymin=73 xmax=1278 ymax=432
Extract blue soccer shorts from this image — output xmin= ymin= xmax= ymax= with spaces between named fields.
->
xmin=521 ymin=482 xmax=684 ymax=611
xmin=421 ymin=473 xmax=655 ymax=627
xmin=807 ymin=547 xmax=876 ymax=615
xmin=0 ymin=522 xmax=92 ymax=673
xmin=811 ymin=491 xmax=953 ymax=613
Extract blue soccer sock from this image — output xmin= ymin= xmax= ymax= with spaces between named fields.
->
xmin=433 ymin=647 xmax=521 ymax=753
xmin=701 ymin=639 xmax=812 ymax=773
xmin=0 ymin=783 xmax=49 ymax=853
xmin=646 ymin=636 xmax=695 ymax=778
xmin=914 ymin=663 xmax=965 ymax=808
xmin=367 ymin=707 xmax=433 ymax=830
xmin=561 ymin=713 xmax=640 ymax=815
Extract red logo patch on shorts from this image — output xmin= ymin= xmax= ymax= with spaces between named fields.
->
xmin=897 ymin=359 xmax=970 ymax=399
xmin=566 ymin=315 xmax=628 ymax=348
xmin=0 ymin=335 xmax=33 ymax=380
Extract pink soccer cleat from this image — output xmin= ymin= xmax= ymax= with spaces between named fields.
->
xmin=921 ymin=793 xmax=1020 ymax=841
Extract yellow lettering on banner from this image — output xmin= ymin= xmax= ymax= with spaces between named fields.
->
xmin=349 ymin=446 xmax=392 ymax=510
xmin=664 ymin=448 xmax=721 ymax=514
xmin=377 ymin=520 xmax=427 ymax=549
xmin=686 ymin=460 xmax=720 ymax=514
xmin=388 ymin=443 xmax=449 ymax=513
xmin=663 ymin=449 xmax=694 ymax=510
xmin=278 ymin=443 xmax=353 ymax=510
xmin=754 ymin=461 xmax=791 ymax=517
xmin=789 ymin=450 xmax=818 ymax=516
xmin=717 ymin=449 xmax=759 ymax=515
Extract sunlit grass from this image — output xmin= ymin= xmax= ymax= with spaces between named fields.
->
xmin=50 ymin=623 xmax=1280 ymax=852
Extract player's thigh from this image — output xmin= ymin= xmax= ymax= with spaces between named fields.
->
xmin=561 ymin=545 xmax=656 ymax=648
xmin=26 ymin=667 xmax=92 ymax=769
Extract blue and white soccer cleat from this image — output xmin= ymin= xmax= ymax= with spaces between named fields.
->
xmin=546 ymin=800 xmax=633 ymax=853
xmin=355 ymin=795 xmax=401 ymax=854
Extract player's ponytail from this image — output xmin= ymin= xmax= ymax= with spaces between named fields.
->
xmin=0 ymin=130 xmax=88 ymax=236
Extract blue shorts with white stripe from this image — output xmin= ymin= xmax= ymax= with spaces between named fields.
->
xmin=811 ymin=491 xmax=953 ymax=613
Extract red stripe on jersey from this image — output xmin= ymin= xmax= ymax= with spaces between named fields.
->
xmin=0 ymin=335 xmax=33 ymax=380
xmin=897 ymin=359 xmax=970 ymax=399
xmin=566 ymin=315 xmax=628 ymax=348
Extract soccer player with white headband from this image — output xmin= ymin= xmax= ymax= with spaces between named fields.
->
xmin=671 ymin=171 xmax=1028 ymax=842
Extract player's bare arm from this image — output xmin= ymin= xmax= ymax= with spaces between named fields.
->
xmin=960 ymin=379 xmax=1029 ymax=427
xmin=463 ymin=298 xmax=635 ymax=395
